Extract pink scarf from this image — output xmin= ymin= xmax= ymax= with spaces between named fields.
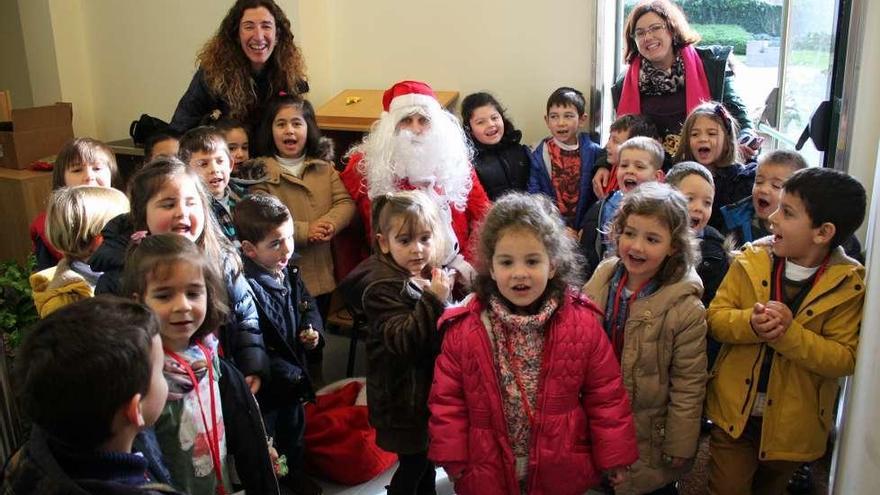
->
xmin=617 ymin=45 xmax=711 ymax=117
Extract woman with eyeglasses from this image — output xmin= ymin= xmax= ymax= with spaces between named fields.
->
xmin=593 ymin=0 xmax=757 ymax=199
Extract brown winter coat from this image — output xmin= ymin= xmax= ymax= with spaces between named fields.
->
xmin=339 ymin=253 xmax=446 ymax=454
xmin=583 ymin=258 xmax=707 ymax=494
xmin=251 ymin=156 xmax=354 ymax=296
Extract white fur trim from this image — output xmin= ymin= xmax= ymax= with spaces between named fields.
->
xmin=388 ymin=93 xmax=440 ymax=113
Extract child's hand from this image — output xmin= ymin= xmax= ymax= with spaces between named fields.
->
xmin=593 ymin=168 xmax=610 ymax=199
xmin=762 ymin=301 xmax=793 ymax=342
xmin=245 ymin=374 xmax=262 ymax=394
xmin=751 ymin=302 xmax=784 ymax=341
xmin=606 ymin=465 xmax=629 ymax=487
xmin=299 ymin=326 xmax=320 ymax=349
xmin=307 ymin=221 xmax=334 ymax=243
xmin=427 ymin=267 xmax=453 ymax=302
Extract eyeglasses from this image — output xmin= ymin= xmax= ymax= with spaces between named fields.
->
xmin=632 ymin=23 xmax=667 ymax=40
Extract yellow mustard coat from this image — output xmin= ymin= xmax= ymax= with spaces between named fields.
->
xmin=251 ymin=156 xmax=354 ymax=296
xmin=583 ymin=258 xmax=707 ymax=495
xmin=706 ymin=244 xmax=865 ymax=462
xmin=29 ymin=260 xmax=94 ymax=318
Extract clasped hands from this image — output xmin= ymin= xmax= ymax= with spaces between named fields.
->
xmin=750 ymin=301 xmax=793 ymax=343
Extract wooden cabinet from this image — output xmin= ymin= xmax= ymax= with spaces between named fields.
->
xmin=0 ymin=168 xmax=52 ymax=266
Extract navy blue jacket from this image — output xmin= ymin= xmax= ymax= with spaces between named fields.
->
xmin=528 ymin=132 xmax=601 ymax=228
xmin=709 ymin=162 xmax=757 ymax=233
xmin=242 ymin=256 xmax=323 ymax=408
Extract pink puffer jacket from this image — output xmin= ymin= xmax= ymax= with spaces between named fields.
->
xmin=428 ymin=291 xmax=639 ymax=495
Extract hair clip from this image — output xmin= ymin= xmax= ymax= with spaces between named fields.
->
xmin=278 ymin=90 xmax=288 ymax=97
xmin=130 ymin=230 xmax=149 ymax=245
xmin=713 ymin=104 xmax=732 ymax=120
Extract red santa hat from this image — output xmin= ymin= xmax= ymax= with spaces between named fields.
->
xmin=382 ymin=80 xmax=441 ymax=114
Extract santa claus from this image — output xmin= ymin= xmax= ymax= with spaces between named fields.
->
xmin=339 ymin=80 xmax=490 ymax=273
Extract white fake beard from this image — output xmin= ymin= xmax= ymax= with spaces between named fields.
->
xmin=388 ymin=129 xmax=472 ymax=210
xmin=391 ymin=130 xmax=442 ymax=188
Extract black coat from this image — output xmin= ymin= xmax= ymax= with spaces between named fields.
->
xmin=612 ymin=45 xmax=754 ymax=136
xmin=169 ymin=68 xmax=310 ymax=135
xmin=339 ymin=254 xmax=445 ymax=454
xmin=217 ymin=358 xmax=281 ymax=495
xmin=471 ymin=131 xmax=532 ymax=201
xmin=698 ymin=226 xmax=729 ymax=370
xmin=91 ymin=214 xmax=133 ymax=296
xmin=243 ymin=256 xmax=323 ymax=408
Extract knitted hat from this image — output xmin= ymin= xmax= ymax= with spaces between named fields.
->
xmin=382 ymin=80 xmax=440 ymax=113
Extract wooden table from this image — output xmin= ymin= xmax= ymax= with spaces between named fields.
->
xmin=0 ymin=168 xmax=53 ymax=266
xmin=316 ymin=89 xmax=459 ymax=132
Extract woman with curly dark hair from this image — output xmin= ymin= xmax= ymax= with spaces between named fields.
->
xmin=170 ymin=0 xmax=309 ymax=134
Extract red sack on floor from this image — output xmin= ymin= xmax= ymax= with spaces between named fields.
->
xmin=303 ymin=379 xmax=397 ymax=485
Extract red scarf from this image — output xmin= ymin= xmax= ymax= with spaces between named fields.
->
xmin=616 ymin=45 xmax=711 ymax=117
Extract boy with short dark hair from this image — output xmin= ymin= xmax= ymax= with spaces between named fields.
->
xmin=706 ymin=167 xmax=867 ymax=495
xmin=528 ymin=87 xmax=602 ymax=231
xmin=179 ymin=126 xmax=242 ymax=243
xmin=2 ymin=296 xmax=180 ymax=494
xmin=233 ymin=193 xmax=323 ymax=495
xmin=580 ymin=136 xmax=665 ymax=279
xmin=592 ymin=113 xmax=660 ymax=198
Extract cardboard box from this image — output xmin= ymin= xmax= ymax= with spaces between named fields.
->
xmin=0 ymin=102 xmax=73 ymax=170
xmin=0 ymin=168 xmax=53 ymax=265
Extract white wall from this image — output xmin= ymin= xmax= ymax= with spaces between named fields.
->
xmin=14 ymin=0 xmax=594 ymax=146
xmin=0 ymin=0 xmax=34 ymax=108
xmin=17 ymin=0 xmax=62 ymax=107
xmin=844 ymin=0 xmax=880 ymax=242
xmin=301 ymin=0 xmax=594 ymax=145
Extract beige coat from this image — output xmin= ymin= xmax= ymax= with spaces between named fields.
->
xmin=583 ymin=258 xmax=707 ymax=495
xmin=251 ymin=156 xmax=354 ymax=296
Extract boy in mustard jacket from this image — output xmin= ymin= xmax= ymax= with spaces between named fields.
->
xmin=705 ymin=167 xmax=867 ymax=495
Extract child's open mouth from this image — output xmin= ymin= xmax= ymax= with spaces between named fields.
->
xmin=171 ymin=223 xmax=192 ymax=235
xmin=622 ymin=178 xmax=639 ymax=190
xmin=627 ymin=253 xmax=647 ymax=265
xmin=512 ymin=283 xmax=530 ymax=293
xmin=689 ymin=216 xmax=701 ymax=229
xmin=695 ymin=146 xmax=713 ymax=161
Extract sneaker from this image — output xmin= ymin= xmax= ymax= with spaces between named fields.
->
xmin=787 ymin=463 xmax=814 ymax=495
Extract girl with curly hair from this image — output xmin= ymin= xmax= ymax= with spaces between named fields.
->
xmin=429 ymin=192 xmax=638 ymax=494
xmin=583 ymin=182 xmax=707 ymax=494
xmin=170 ymin=0 xmax=309 ymax=134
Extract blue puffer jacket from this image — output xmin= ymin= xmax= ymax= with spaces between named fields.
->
xmin=243 ymin=255 xmax=323 ymax=408
xmin=91 ymin=214 xmax=269 ymax=378
xmin=528 ymin=132 xmax=601 ymax=229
